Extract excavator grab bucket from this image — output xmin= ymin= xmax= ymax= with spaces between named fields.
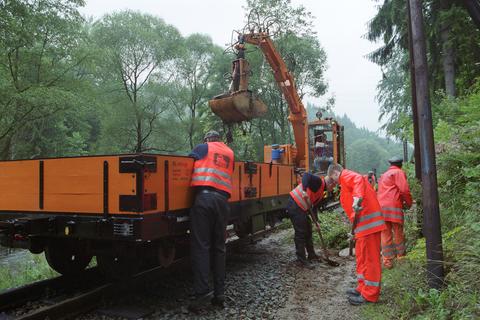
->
xmin=209 ymin=91 xmax=267 ymax=123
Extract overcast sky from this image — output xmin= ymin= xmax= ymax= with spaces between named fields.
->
xmin=79 ymin=0 xmax=383 ymax=131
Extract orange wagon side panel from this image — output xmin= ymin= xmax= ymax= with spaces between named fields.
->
xmin=240 ymin=164 xmax=260 ymax=200
xmin=43 ymin=157 xmax=136 ymax=214
xmin=229 ymin=162 xmax=242 ymax=202
xmin=0 ymin=155 xmax=296 ymax=216
xmin=107 ymin=157 xmax=138 ymax=214
xmin=143 ymin=156 xmax=165 ymax=213
xmin=278 ymin=165 xmax=295 ymax=194
xmin=0 ymin=161 xmax=39 ymax=211
xmin=164 ymin=157 xmax=195 ymax=212
xmin=259 ymin=163 xmax=277 ymax=198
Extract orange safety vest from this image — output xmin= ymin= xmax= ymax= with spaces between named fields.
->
xmin=339 ymin=169 xmax=386 ymax=238
xmin=190 ymin=142 xmax=234 ymax=195
xmin=377 ymin=166 xmax=412 ymax=224
xmin=289 ymin=178 xmax=325 ymax=211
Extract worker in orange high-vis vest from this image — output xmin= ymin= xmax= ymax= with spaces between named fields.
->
xmin=286 ymin=172 xmax=331 ymax=269
xmin=188 ymin=130 xmax=234 ymax=312
xmin=327 ymin=163 xmax=386 ymax=305
xmin=377 ymin=156 xmax=412 ymax=269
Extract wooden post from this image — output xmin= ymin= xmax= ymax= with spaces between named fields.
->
xmin=407 ymin=0 xmax=424 ymax=237
xmin=408 ymin=0 xmax=445 ymax=289
xmin=407 ymin=0 xmax=422 ymax=181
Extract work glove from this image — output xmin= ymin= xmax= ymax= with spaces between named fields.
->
xmin=352 ymin=197 xmax=363 ymax=213
xmin=347 ymin=232 xmax=355 ymax=242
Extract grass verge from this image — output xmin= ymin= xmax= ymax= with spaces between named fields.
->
xmin=0 ymin=251 xmax=58 ymax=291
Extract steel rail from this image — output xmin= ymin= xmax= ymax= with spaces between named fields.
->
xmin=4 ymin=201 xmax=341 ymax=319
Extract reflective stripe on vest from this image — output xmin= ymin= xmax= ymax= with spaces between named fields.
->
xmin=290 ymin=179 xmax=325 ymax=211
xmin=381 ymin=207 xmax=404 ymax=222
xmin=193 ymin=167 xmax=232 ymax=180
xmin=382 ymin=207 xmax=403 ymax=212
xmin=290 ymin=187 xmax=310 ymax=210
xmin=355 ymin=219 xmax=385 ymax=234
xmin=396 ymin=243 xmax=406 ymax=254
xmin=381 ymin=244 xmax=396 ymax=251
xmin=364 ymin=279 xmax=380 ymax=287
xmin=382 ymin=250 xmax=395 ymax=257
xmin=191 ymin=176 xmax=232 ymax=190
xmin=383 ymin=213 xmax=404 ymax=221
xmin=382 ymin=244 xmax=396 ymax=257
xmin=358 ymin=211 xmax=383 ymax=223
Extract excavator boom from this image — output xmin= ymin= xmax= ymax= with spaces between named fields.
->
xmin=242 ymin=33 xmax=308 ymax=168
xmin=209 ymin=32 xmax=308 ymax=168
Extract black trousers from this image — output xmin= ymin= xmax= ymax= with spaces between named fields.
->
xmin=286 ymin=198 xmax=315 ymax=260
xmin=190 ymin=190 xmax=229 ymax=298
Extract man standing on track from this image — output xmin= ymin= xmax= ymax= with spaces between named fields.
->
xmin=188 ymin=130 xmax=234 ymax=312
xmin=327 ymin=163 xmax=386 ymax=305
xmin=377 ymin=156 xmax=413 ymax=269
xmin=287 ymin=172 xmax=331 ymax=268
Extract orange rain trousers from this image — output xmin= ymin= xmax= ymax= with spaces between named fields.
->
xmin=380 ymin=221 xmax=406 ymax=268
xmin=355 ymin=232 xmax=382 ymax=302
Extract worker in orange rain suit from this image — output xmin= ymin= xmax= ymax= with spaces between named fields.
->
xmin=188 ymin=130 xmax=234 ymax=312
xmin=327 ymin=163 xmax=386 ymax=305
xmin=377 ymin=156 xmax=413 ymax=269
xmin=287 ymin=172 xmax=332 ymax=269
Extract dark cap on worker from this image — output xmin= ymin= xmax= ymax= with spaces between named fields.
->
xmin=204 ymin=130 xmax=220 ymax=142
xmin=388 ymin=156 xmax=404 ymax=164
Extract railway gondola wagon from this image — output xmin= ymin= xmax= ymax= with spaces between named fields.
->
xmin=0 ymin=154 xmax=295 ymax=277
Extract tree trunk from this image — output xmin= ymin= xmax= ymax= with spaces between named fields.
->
xmin=440 ymin=0 xmax=456 ymax=97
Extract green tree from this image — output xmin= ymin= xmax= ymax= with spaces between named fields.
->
xmin=232 ymin=0 xmax=328 ymax=159
xmin=347 ymin=139 xmax=389 ymax=173
xmin=91 ymin=11 xmax=181 ymax=153
xmin=0 ymin=0 xmax=92 ymax=159
xmin=168 ymin=34 xmax=227 ymax=149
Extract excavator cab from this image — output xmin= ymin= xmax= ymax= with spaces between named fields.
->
xmin=307 ymin=118 xmax=345 ymax=174
xmin=209 ymin=36 xmax=267 ymax=123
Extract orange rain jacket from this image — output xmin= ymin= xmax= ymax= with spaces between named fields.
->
xmin=377 ymin=166 xmax=412 ymax=224
xmin=339 ymin=169 xmax=386 ymax=238
xmin=190 ymin=142 xmax=234 ymax=195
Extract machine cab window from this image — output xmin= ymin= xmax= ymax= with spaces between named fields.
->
xmin=308 ymin=118 xmax=344 ymax=174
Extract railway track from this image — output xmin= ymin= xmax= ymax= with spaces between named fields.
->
xmin=0 ymin=201 xmax=341 ymax=320
xmin=0 ymin=222 xmax=286 ymax=319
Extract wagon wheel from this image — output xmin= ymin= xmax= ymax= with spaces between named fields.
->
xmin=45 ymin=241 xmax=92 ymax=276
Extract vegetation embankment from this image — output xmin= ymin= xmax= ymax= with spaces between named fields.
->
xmin=364 ymin=0 xmax=480 ymax=317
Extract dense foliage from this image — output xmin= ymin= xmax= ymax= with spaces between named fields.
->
xmin=0 ymin=0 xmax=401 ymax=174
xmin=365 ymin=0 xmax=480 ymax=318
